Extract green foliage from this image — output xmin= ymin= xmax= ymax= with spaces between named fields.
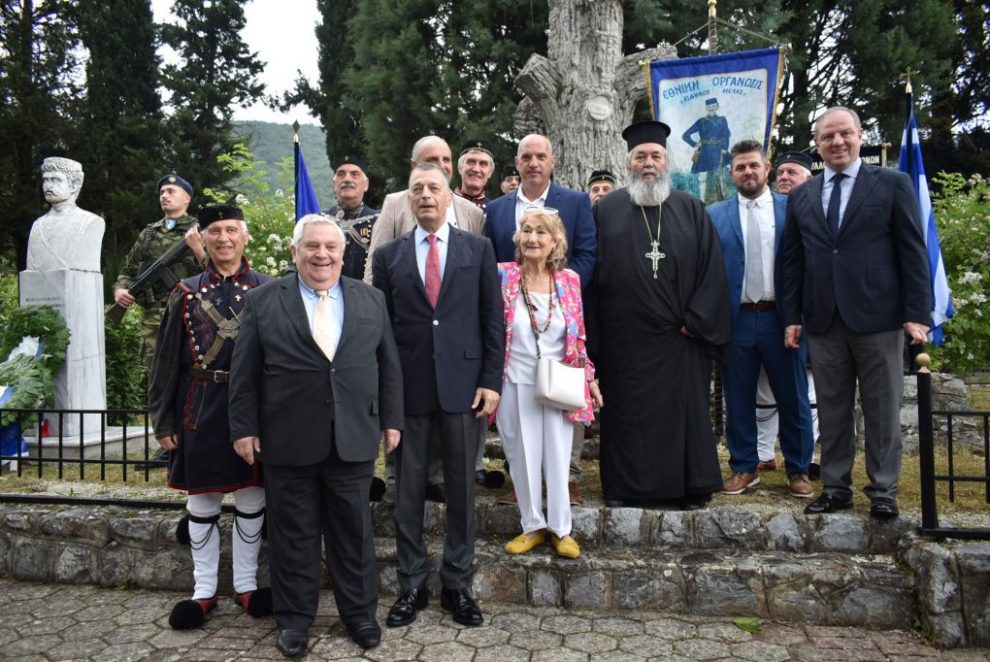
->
xmin=233 ymin=121 xmax=335 ymax=209
xmin=928 ymin=172 xmax=990 ymax=372
xmin=202 ymin=144 xmax=296 ymax=276
xmin=0 ymin=305 xmax=71 ymax=426
xmin=0 ymin=305 xmax=71 ymax=375
xmin=0 ymin=270 xmax=18 ymax=334
xmin=160 ymin=0 xmax=265 ymax=193
xmin=733 ymin=616 xmax=761 ymax=634
xmin=104 ymin=305 xmax=147 ymax=414
xmin=0 ymin=0 xmax=84 ymax=269
xmin=76 ymin=0 xmax=165 ymax=267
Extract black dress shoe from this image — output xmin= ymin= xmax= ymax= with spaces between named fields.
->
xmin=870 ymin=497 xmax=899 ymax=519
xmin=604 ymin=498 xmax=626 ymax=507
xmin=440 ymin=588 xmax=483 ymax=626
xmin=386 ymin=587 xmax=428 ymax=627
xmin=804 ymin=492 xmax=853 ymax=515
xmin=679 ymin=493 xmax=711 ymax=511
xmin=348 ymin=621 xmax=382 ymax=648
xmin=275 ymin=629 xmax=308 ymax=658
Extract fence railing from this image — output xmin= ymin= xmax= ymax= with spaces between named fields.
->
xmin=0 ymin=407 xmax=185 ymax=508
xmin=917 ymin=355 xmax=990 ymax=540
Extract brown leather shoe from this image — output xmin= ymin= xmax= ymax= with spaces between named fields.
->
xmin=568 ymin=482 xmax=583 ymax=506
xmin=757 ymin=459 xmax=777 ymax=471
xmin=497 ymin=488 xmax=517 ymax=505
xmin=722 ymin=471 xmax=760 ymax=495
xmin=788 ymin=473 xmax=814 ymax=498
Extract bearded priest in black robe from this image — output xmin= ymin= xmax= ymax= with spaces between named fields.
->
xmin=589 ymin=121 xmax=731 ymax=510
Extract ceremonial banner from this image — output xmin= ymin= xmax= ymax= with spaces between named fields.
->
xmin=294 ymin=137 xmax=321 ymax=221
xmin=647 ymin=47 xmax=787 ymax=202
xmin=898 ymin=94 xmax=953 ymax=345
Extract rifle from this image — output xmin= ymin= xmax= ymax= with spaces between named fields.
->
xmin=106 ymin=228 xmax=198 ymax=325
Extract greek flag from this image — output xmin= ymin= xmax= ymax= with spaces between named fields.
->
xmin=294 ymin=135 xmax=321 ymax=220
xmin=898 ymin=97 xmax=953 ymax=346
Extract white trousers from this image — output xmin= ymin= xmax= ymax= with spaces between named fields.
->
xmin=496 ymin=382 xmax=572 ymax=537
xmin=756 ymin=367 xmax=819 ymax=462
xmin=186 ymin=486 xmax=265 ymax=599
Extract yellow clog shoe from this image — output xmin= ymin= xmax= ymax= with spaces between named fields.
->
xmin=551 ymin=534 xmax=580 ymax=559
xmin=505 ymin=530 xmax=546 ymax=554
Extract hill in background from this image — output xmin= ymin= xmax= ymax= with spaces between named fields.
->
xmin=232 ymin=120 xmax=336 ymax=210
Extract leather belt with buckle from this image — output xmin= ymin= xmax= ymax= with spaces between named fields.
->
xmin=739 ymin=300 xmax=775 ymax=312
xmin=189 ymin=367 xmax=229 ymax=383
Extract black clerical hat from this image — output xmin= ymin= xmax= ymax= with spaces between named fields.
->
xmin=705 ymin=97 xmax=719 ymax=106
xmin=158 ymin=173 xmax=194 ymax=197
xmin=501 ymin=165 xmax=520 ymax=180
xmin=587 ymin=170 xmax=616 ymax=186
xmin=460 ymin=139 xmax=494 ymax=158
xmin=198 ymin=204 xmax=244 ymax=227
xmin=333 ymin=154 xmax=368 ymax=174
xmin=622 ymin=121 xmax=672 ymax=151
xmin=775 ymin=151 xmax=814 ymax=171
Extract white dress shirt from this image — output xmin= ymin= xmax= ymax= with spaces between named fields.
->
xmin=514 ymin=183 xmax=551 ymax=229
xmin=821 ymin=158 xmax=862 ymax=228
xmin=738 ymin=188 xmax=776 ymax=302
xmin=414 ymin=221 xmax=450 ymax=283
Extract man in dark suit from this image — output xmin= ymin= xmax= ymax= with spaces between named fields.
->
xmin=484 ymin=133 xmax=596 ymax=505
xmin=372 ymin=163 xmax=504 ymax=628
xmin=709 ymin=140 xmax=814 ymax=499
xmin=780 ymin=106 xmax=932 ymax=519
xmin=229 ymin=215 xmax=403 ymax=656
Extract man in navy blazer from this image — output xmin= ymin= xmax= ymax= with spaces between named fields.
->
xmin=372 ymin=163 xmax=504 ymax=628
xmin=780 ymin=106 xmax=931 ymax=519
xmin=483 ymin=133 xmax=596 ymax=505
xmin=709 ymin=141 xmax=814 ymax=499
xmin=483 ymin=134 xmax=597 ymax=288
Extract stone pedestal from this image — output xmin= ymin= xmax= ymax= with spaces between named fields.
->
xmin=18 ymin=269 xmax=106 ymax=437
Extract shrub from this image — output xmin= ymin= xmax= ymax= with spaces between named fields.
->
xmin=929 ymin=172 xmax=990 ymax=373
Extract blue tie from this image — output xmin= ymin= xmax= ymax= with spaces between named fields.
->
xmin=826 ymin=172 xmax=846 ymax=237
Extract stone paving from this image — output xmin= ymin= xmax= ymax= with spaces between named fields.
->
xmin=0 ymin=579 xmax=988 ymax=661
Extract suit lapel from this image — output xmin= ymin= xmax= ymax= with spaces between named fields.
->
xmin=808 ymin=175 xmax=827 ymax=231
xmin=772 ymin=194 xmax=786 ymax=257
xmin=436 ymin=226 xmax=462 ymax=306
xmin=728 ymin=200 xmax=744 ymax=253
xmin=838 ymin=165 xmax=877 ymax=237
xmin=401 ymin=231 xmax=431 ymax=305
xmin=335 ymin=278 xmax=359 ymax=355
xmin=279 ymin=275 xmax=320 ymax=352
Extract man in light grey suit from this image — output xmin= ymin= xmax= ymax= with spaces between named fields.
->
xmin=363 ymin=135 xmax=485 ymax=283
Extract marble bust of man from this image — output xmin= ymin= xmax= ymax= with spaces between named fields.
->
xmin=26 ymin=157 xmax=105 ymax=272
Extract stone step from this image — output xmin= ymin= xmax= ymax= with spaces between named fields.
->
xmin=372 ymin=500 xmax=914 ymax=556
xmin=372 ymin=538 xmax=915 ymax=630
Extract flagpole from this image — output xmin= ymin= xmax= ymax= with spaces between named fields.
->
xmin=293 ymin=120 xmax=301 ymax=198
xmin=707 ymin=0 xmax=718 ymax=54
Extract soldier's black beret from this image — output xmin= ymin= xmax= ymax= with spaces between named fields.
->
xmin=198 ymin=204 xmax=244 ymax=228
xmin=158 ymin=174 xmax=194 ymax=197
xmin=587 ymin=169 xmax=616 ymax=186
xmin=333 ymin=154 xmax=368 ymax=174
xmin=622 ymin=120 xmax=672 ymax=150
xmin=705 ymin=97 xmax=719 ymax=106
xmin=501 ymin=165 xmax=520 ymax=180
xmin=775 ymin=151 xmax=814 ymax=171
xmin=460 ymin=139 xmax=494 ymax=158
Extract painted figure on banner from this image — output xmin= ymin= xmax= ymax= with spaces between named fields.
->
xmin=681 ymin=98 xmax=732 ymax=203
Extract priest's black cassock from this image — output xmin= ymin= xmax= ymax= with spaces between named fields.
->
xmin=589 ymin=187 xmax=731 ymax=503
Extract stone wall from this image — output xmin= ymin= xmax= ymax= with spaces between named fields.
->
xmin=0 ymin=502 xmax=987 ymax=648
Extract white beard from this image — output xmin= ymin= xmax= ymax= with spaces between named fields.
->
xmin=628 ymin=170 xmax=672 ymax=207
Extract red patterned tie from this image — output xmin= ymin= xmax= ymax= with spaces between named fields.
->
xmin=425 ymin=234 xmax=441 ymax=308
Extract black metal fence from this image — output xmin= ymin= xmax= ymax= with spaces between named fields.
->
xmin=917 ymin=360 xmax=990 ymax=540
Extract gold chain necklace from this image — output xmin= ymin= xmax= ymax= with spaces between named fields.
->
xmin=640 ymin=205 xmax=666 ymax=279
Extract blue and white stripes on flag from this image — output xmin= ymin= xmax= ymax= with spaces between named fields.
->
xmin=294 ymin=137 xmax=321 ymax=221
xmin=898 ymin=101 xmax=953 ymax=346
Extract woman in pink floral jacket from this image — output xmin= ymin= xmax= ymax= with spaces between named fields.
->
xmin=493 ymin=209 xmax=603 ymax=559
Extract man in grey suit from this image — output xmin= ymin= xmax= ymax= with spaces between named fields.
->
xmin=373 ymin=163 xmax=504 ymax=628
xmin=780 ymin=106 xmax=931 ymax=519
xmin=230 ymin=215 xmax=403 ymax=656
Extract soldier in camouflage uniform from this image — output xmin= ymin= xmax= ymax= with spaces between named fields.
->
xmin=113 ymin=174 xmax=207 ymax=373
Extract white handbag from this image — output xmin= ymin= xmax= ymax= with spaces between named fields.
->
xmin=535 ymin=357 xmax=586 ymax=410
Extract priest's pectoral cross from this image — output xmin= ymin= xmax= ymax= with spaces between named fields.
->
xmin=645 ymin=241 xmax=665 ymax=279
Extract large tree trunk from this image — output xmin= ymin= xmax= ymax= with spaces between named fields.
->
xmin=514 ymin=0 xmax=675 ymax=188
